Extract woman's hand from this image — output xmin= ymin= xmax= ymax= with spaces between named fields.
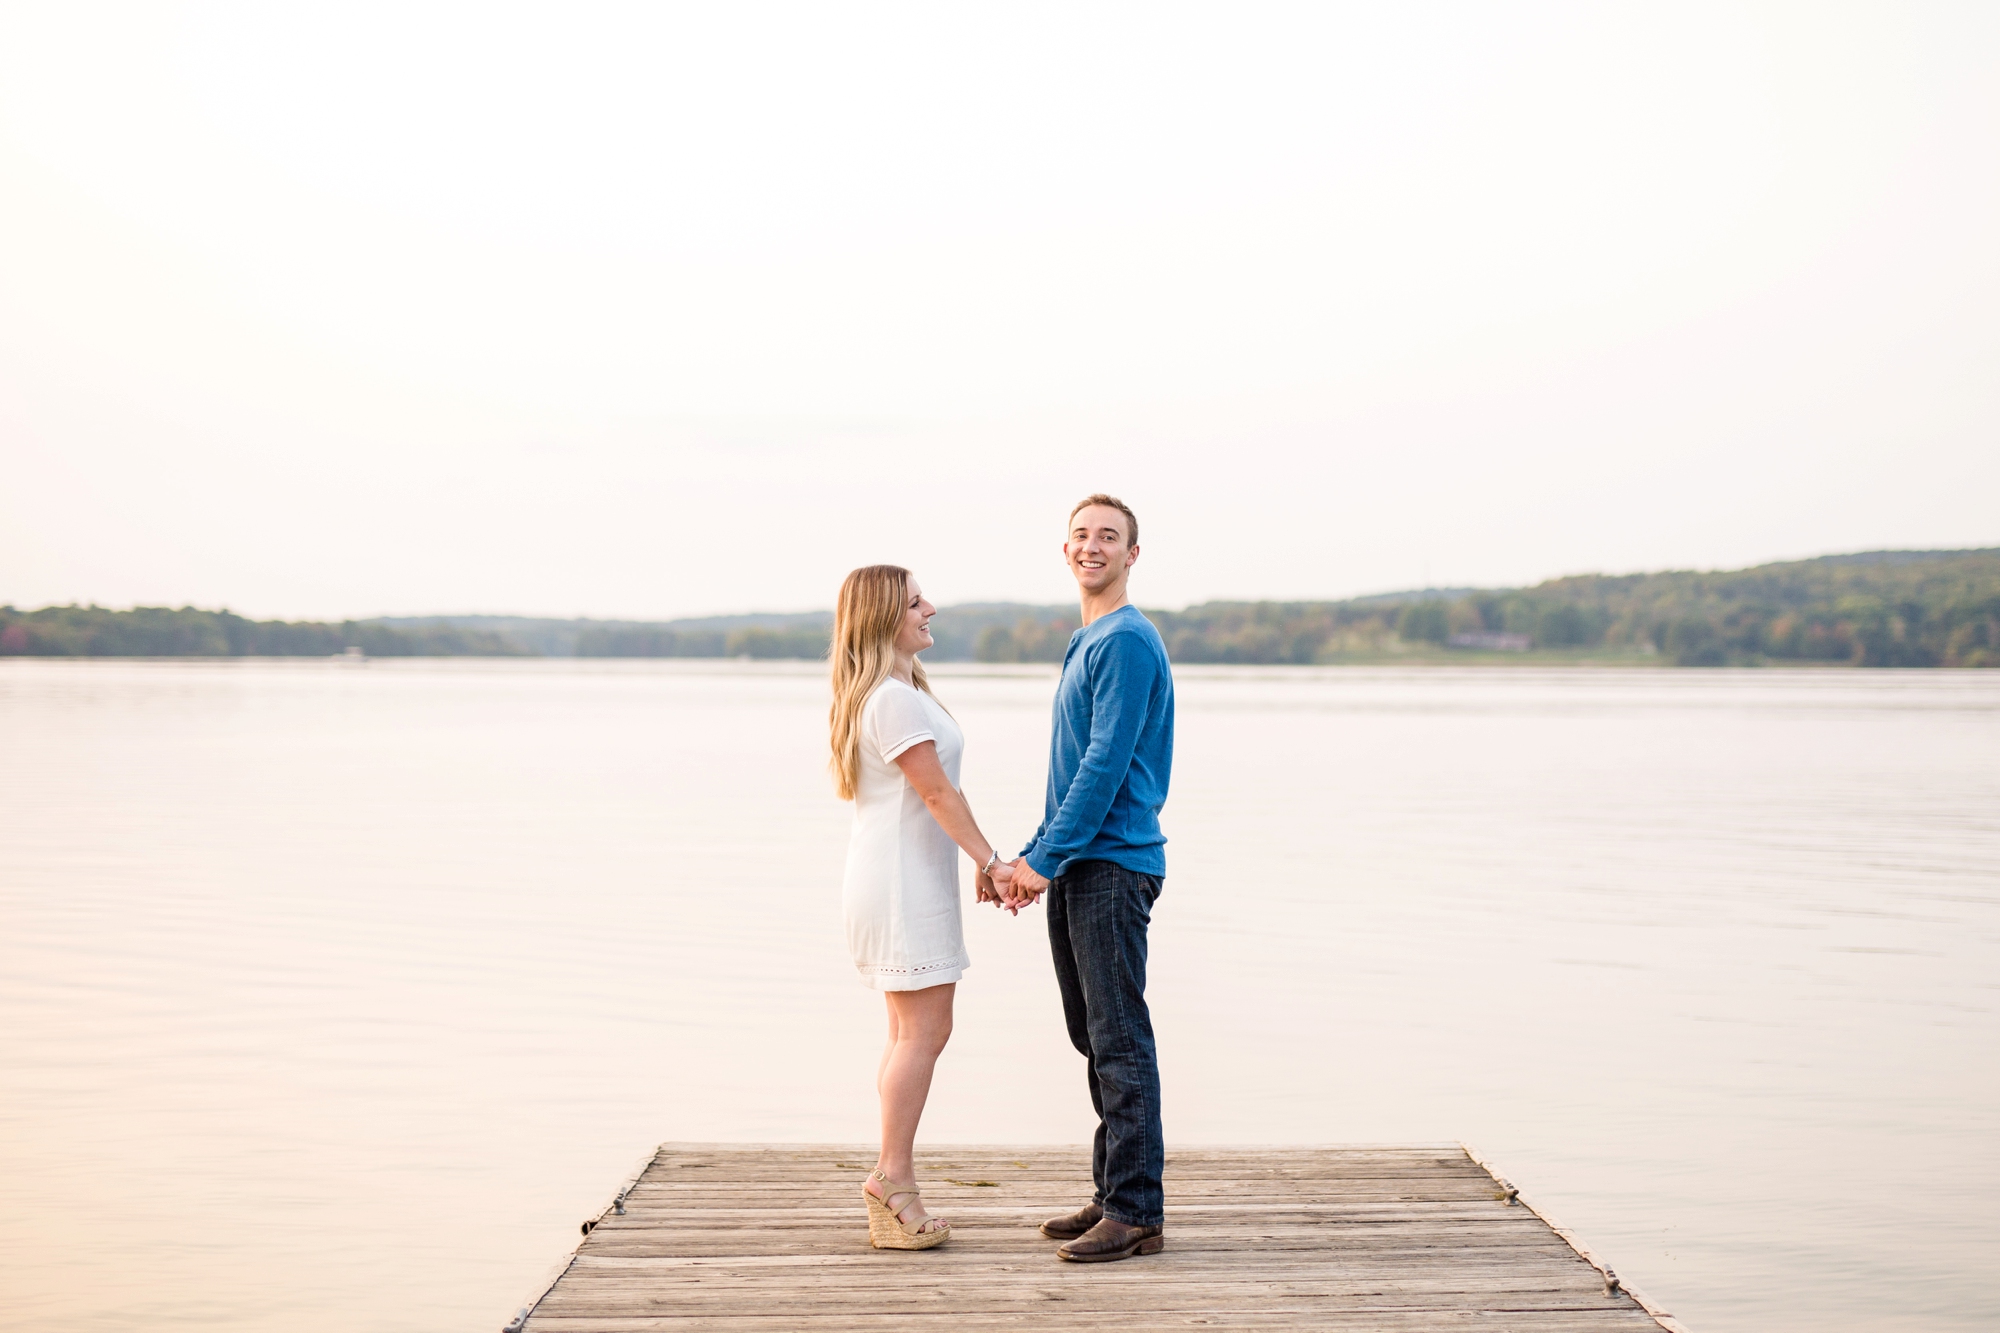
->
xmin=987 ymin=858 xmax=1015 ymax=886
xmin=977 ymin=866 xmax=1027 ymax=915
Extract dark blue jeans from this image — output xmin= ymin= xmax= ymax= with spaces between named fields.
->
xmin=1046 ymin=859 xmax=1164 ymax=1227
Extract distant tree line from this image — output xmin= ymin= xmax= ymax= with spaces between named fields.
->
xmin=1427 ymin=549 xmax=2000 ymax=667
xmin=0 ymin=605 xmax=527 ymax=657
xmin=574 ymin=625 xmax=831 ymax=659
xmin=973 ymin=615 xmax=1082 ymax=663
xmin=1127 ymin=593 xmax=1638 ymax=665
xmin=7 ymin=550 xmax=1994 ymax=666
xmin=0 ymin=606 xmax=842 ymax=661
xmin=972 ymin=549 xmax=2000 ymax=668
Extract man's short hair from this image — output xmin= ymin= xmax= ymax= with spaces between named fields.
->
xmin=1069 ymin=493 xmax=1139 ymax=547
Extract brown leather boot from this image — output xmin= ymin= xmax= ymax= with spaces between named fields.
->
xmin=1055 ymin=1216 xmax=1164 ymax=1262
xmin=1038 ymin=1201 xmax=1102 ymax=1239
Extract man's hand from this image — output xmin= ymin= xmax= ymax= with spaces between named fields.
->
xmin=981 ymin=860 xmax=1030 ymax=915
xmin=1004 ymin=858 xmax=1051 ymax=910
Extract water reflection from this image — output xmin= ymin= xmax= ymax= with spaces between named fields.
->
xmin=0 ymin=660 xmax=1994 ymax=1332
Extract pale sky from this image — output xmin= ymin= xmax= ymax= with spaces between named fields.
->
xmin=2 ymin=2 xmax=1994 ymax=620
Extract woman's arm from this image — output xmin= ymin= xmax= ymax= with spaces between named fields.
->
xmin=893 ymin=740 xmax=1011 ymax=885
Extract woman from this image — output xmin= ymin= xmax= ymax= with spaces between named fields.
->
xmin=830 ymin=564 xmax=1014 ymax=1250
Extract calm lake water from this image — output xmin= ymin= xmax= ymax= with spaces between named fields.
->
xmin=1 ymin=659 xmax=1995 ymax=1332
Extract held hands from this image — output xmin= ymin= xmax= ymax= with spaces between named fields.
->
xmin=1003 ymin=858 xmax=1050 ymax=911
xmin=977 ymin=869 xmax=1022 ymax=915
xmin=971 ymin=853 xmax=1052 ymax=914
xmin=981 ymin=858 xmax=1025 ymax=916
xmin=975 ymin=855 xmax=1043 ymax=915
xmin=975 ymin=857 xmax=1008 ymax=911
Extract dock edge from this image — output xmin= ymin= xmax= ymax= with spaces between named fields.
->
xmin=502 ymin=1146 xmax=659 ymax=1333
xmin=1459 ymin=1140 xmax=1692 ymax=1333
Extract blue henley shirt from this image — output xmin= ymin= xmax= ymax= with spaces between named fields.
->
xmin=1020 ymin=604 xmax=1175 ymax=880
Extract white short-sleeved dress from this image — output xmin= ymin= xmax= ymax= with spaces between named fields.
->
xmin=842 ymin=678 xmax=970 ymax=990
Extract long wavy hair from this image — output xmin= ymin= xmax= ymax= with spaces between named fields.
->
xmin=828 ymin=564 xmax=940 ymax=800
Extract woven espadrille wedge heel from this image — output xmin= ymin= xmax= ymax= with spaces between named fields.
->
xmin=863 ymin=1169 xmax=951 ymax=1250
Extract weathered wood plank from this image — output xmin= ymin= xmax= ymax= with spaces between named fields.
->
xmin=507 ymin=1145 xmax=1677 ymax=1332
xmin=607 ymin=1201 xmax=1557 ymax=1217
xmin=564 ymin=1246 xmax=1593 ymax=1268
xmin=571 ymin=1244 xmax=1585 ymax=1265
xmin=524 ymin=1304 xmax=1664 ymax=1328
xmin=536 ymin=1290 xmax=1647 ymax=1317
xmin=539 ymin=1278 xmax=1621 ymax=1307
xmin=580 ymin=1216 xmax=1576 ymax=1248
xmin=619 ymin=1181 xmax=1505 ymax=1199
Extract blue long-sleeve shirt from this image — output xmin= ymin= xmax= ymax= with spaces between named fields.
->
xmin=1020 ymin=604 xmax=1175 ymax=880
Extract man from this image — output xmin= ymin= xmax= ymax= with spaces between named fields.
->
xmin=1006 ymin=493 xmax=1175 ymax=1263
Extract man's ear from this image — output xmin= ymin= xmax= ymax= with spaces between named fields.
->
xmin=1126 ymin=543 xmax=1141 ymax=567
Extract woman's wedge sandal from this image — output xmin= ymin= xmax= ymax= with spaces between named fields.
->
xmin=863 ymin=1169 xmax=952 ymax=1250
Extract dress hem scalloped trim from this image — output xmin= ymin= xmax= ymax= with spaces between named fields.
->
xmin=856 ymin=953 xmax=970 ymax=991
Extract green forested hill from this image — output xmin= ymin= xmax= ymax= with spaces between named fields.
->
xmin=975 ymin=549 xmax=2000 ymax=667
xmin=0 ymin=605 xmax=528 ymax=657
xmin=1144 ymin=544 xmax=2000 ymax=664
xmin=5 ymin=548 xmax=1995 ymax=665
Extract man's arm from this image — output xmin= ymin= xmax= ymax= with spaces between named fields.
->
xmin=1021 ymin=811 xmax=1050 ymax=858
xmin=1018 ymin=633 xmax=1159 ymax=880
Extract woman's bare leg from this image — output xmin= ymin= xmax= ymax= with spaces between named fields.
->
xmin=869 ymin=982 xmax=955 ymax=1228
xmin=878 ymin=1001 xmax=900 ymax=1100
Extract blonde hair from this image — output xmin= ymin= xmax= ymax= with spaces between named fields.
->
xmin=828 ymin=564 xmax=939 ymax=801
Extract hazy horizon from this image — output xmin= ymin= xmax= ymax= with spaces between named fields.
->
xmin=4 ymin=4 xmax=1997 ymax=621
xmin=10 ymin=542 xmax=1993 ymax=626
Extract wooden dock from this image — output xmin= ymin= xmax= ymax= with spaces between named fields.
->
xmin=508 ymin=1144 xmax=1686 ymax=1332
